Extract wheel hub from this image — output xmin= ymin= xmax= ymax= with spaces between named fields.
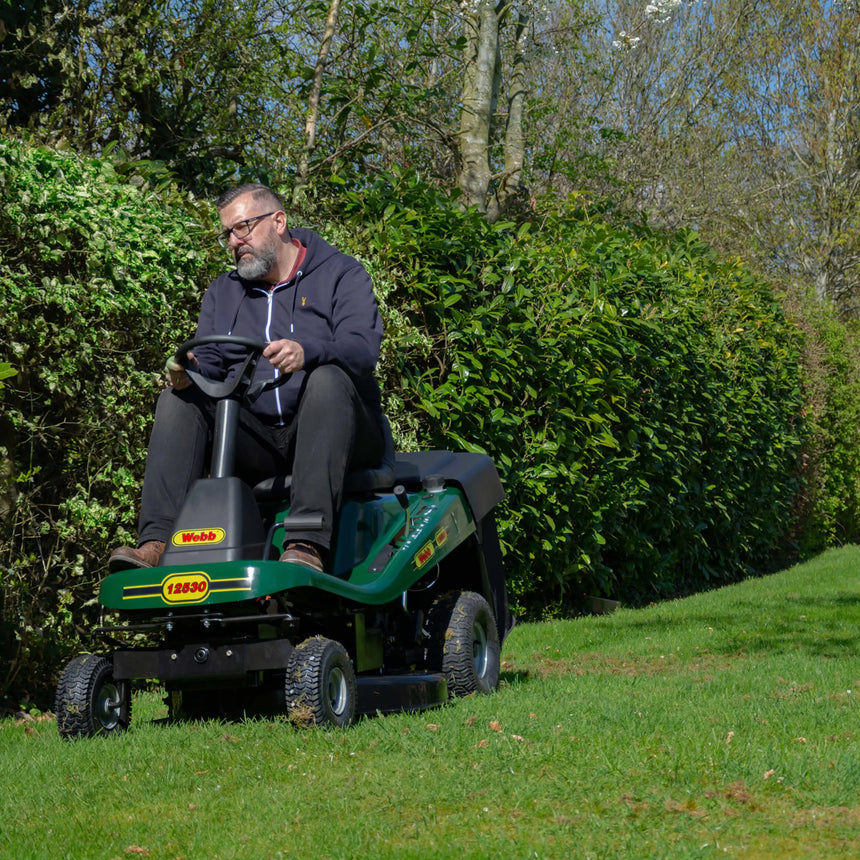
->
xmin=472 ymin=621 xmax=489 ymax=679
xmin=327 ymin=667 xmax=349 ymax=716
xmin=96 ymin=682 xmax=123 ymax=730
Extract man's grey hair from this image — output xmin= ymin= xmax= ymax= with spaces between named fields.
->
xmin=216 ymin=183 xmax=285 ymax=213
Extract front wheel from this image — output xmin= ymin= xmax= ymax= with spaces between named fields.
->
xmin=285 ymin=637 xmax=356 ymax=727
xmin=426 ymin=591 xmax=501 ymax=697
xmin=55 ymin=654 xmax=131 ymax=739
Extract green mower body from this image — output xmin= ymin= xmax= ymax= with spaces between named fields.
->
xmin=55 ymin=337 xmax=512 ymax=737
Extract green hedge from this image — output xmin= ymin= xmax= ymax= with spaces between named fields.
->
xmin=340 ymin=173 xmax=807 ymax=612
xmin=0 ymin=138 xmax=217 ymax=705
xmin=788 ymin=296 xmax=860 ymax=552
xmin=0 ymin=140 xmax=431 ymax=707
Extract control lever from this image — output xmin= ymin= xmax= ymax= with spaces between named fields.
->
xmin=393 ymin=484 xmax=410 ymax=537
xmin=367 ymin=485 xmax=411 ymax=574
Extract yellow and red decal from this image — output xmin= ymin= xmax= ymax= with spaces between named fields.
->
xmin=171 ymin=527 xmax=226 ymax=547
xmin=161 ymin=572 xmax=211 ymax=603
xmin=412 ymin=525 xmax=450 ymax=570
xmin=121 ymin=572 xmax=252 ymax=604
xmin=414 ymin=541 xmax=435 ymax=569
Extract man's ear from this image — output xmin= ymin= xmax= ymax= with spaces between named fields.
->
xmin=274 ymin=210 xmax=290 ymax=238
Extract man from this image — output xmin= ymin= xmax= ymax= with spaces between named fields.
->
xmin=109 ymin=183 xmax=385 ymax=572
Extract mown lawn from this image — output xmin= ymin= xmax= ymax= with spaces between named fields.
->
xmin=2 ymin=546 xmax=858 ymax=859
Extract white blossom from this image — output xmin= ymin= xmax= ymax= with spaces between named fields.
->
xmin=645 ymin=0 xmax=686 ymax=24
xmin=612 ymin=32 xmax=641 ymax=50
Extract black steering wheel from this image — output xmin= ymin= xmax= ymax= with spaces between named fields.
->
xmin=174 ymin=335 xmax=289 ymax=402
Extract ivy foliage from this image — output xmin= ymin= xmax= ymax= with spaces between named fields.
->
xmin=341 ymin=172 xmax=807 ymax=611
xmin=0 ymin=137 xmax=220 ymax=704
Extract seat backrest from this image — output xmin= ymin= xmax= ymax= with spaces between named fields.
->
xmin=253 ymin=414 xmax=397 ymax=501
xmin=344 ymin=414 xmax=396 ymax=492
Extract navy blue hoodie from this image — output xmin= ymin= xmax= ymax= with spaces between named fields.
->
xmin=192 ymin=227 xmax=383 ymax=426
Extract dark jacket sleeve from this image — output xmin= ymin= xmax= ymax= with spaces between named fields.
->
xmin=295 ymin=259 xmax=382 ymax=378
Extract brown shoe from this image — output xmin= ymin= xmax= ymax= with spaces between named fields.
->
xmin=108 ymin=540 xmax=166 ymax=573
xmin=279 ymin=541 xmax=324 ymax=572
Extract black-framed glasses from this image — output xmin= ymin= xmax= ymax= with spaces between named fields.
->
xmin=217 ymin=211 xmax=278 ymax=248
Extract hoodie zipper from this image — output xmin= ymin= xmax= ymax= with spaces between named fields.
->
xmin=264 ymin=284 xmax=284 ymax=423
xmin=244 ymin=271 xmax=303 ymax=425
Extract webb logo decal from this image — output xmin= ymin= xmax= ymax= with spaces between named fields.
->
xmin=171 ymin=527 xmax=226 ymax=547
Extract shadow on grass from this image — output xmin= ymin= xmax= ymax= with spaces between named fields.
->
xmin=608 ymin=591 xmax=860 ymax=659
xmin=499 ymin=669 xmax=531 ymax=686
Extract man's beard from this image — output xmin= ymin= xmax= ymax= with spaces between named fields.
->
xmin=236 ymin=240 xmax=277 ymax=280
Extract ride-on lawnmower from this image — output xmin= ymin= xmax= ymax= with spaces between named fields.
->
xmin=55 ymin=336 xmax=513 ymax=737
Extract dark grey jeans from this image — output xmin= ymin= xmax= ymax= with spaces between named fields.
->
xmin=137 ymin=365 xmax=384 ymax=550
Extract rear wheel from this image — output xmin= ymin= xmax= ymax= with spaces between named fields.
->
xmin=285 ymin=637 xmax=356 ymax=727
xmin=55 ymin=654 xmax=131 ymax=739
xmin=426 ymin=591 xmax=500 ymax=697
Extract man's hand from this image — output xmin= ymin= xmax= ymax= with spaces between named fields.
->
xmin=164 ymin=351 xmax=197 ymax=390
xmin=264 ymin=339 xmax=305 ymax=374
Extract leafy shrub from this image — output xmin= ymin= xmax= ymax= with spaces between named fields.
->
xmin=341 ymin=172 xmax=807 ymax=613
xmin=0 ymin=137 xmax=219 ymax=707
xmin=786 ymin=295 xmax=860 ymax=551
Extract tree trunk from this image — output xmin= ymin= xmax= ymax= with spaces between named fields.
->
xmin=0 ymin=415 xmax=15 ymax=525
xmin=458 ymin=0 xmax=501 ymax=212
xmin=496 ymin=9 xmax=528 ymax=215
xmin=293 ymin=0 xmax=342 ymax=204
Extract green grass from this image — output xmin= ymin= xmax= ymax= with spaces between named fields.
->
xmin=2 ymin=546 xmax=858 ymax=859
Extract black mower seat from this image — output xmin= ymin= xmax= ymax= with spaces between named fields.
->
xmin=392 ymin=450 xmax=504 ymax=523
xmin=252 ymin=415 xmax=397 ymax=500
